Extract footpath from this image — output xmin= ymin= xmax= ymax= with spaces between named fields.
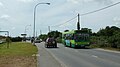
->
xmin=36 ymin=43 xmax=62 ymax=67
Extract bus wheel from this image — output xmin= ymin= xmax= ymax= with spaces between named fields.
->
xmin=70 ymin=43 xmax=72 ymax=48
xmin=82 ymin=46 xmax=85 ymax=48
xmin=64 ymin=42 xmax=67 ymax=47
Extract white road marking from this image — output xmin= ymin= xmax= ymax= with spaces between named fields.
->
xmin=45 ymin=48 xmax=68 ymax=67
xmin=91 ymin=55 xmax=98 ymax=58
xmin=51 ymin=53 xmax=68 ymax=67
xmin=74 ymin=50 xmax=79 ymax=52
xmin=32 ymin=54 xmax=40 ymax=56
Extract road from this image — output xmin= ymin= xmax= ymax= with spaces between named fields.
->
xmin=36 ymin=42 xmax=120 ymax=67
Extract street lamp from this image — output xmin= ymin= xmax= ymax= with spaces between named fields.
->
xmin=25 ymin=24 xmax=31 ymax=34
xmin=33 ymin=3 xmax=50 ymax=45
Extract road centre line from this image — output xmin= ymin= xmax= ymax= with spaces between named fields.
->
xmin=91 ymin=55 xmax=98 ymax=58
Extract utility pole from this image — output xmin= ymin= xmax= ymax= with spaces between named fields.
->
xmin=36 ymin=31 xmax=37 ymax=38
xmin=48 ymin=26 xmax=51 ymax=32
xmin=77 ymin=13 xmax=80 ymax=30
xmin=40 ymin=30 xmax=42 ymax=35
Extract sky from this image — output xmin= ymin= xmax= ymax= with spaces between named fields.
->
xmin=0 ymin=0 xmax=120 ymax=37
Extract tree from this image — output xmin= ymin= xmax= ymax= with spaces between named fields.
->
xmin=6 ymin=36 xmax=12 ymax=48
xmin=94 ymin=26 xmax=120 ymax=49
xmin=81 ymin=28 xmax=92 ymax=34
xmin=48 ymin=31 xmax=62 ymax=38
xmin=64 ymin=30 xmax=69 ymax=32
xmin=38 ymin=34 xmax=47 ymax=41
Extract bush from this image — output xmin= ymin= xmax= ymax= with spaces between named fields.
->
xmin=11 ymin=37 xmax=22 ymax=42
xmin=56 ymin=37 xmax=62 ymax=43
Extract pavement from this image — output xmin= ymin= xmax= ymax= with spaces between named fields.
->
xmin=36 ymin=42 xmax=120 ymax=67
xmin=36 ymin=43 xmax=62 ymax=67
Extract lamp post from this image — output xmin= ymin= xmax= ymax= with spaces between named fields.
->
xmin=25 ymin=24 xmax=31 ymax=34
xmin=33 ymin=3 xmax=50 ymax=45
xmin=24 ymin=25 xmax=31 ymax=42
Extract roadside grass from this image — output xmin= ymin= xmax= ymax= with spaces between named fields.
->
xmin=102 ymin=47 xmax=120 ymax=51
xmin=0 ymin=42 xmax=38 ymax=67
xmin=90 ymin=44 xmax=120 ymax=51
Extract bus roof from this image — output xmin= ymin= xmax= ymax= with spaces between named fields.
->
xmin=62 ymin=30 xmax=89 ymax=34
xmin=62 ymin=30 xmax=75 ymax=34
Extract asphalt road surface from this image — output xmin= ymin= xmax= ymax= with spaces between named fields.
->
xmin=36 ymin=42 xmax=120 ymax=67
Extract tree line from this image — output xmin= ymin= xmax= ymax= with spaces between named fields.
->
xmin=38 ymin=26 xmax=120 ymax=50
xmin=91 ymin=26 xmax=120 ymax=49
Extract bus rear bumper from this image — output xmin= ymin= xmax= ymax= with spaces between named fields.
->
xmin=75 ymin=44 xmax=90 ymax=48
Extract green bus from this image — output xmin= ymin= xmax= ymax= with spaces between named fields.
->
xmin=62 ymin=30 xmax=90 ymax=48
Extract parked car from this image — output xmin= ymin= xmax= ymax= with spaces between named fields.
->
xmin=45 ymin=37 xmax=57 ymax=48
xmin=35 ymin=40 xmax=41 ymax=43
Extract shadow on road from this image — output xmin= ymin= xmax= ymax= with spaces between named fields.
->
xmin=74 ymin=47 xmax=92 ymax=49
xmin=45 ymin=47 xmax=59 ymax=49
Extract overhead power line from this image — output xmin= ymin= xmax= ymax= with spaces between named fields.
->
xmin=51 ymin=1 xmax=120 ymax=27
xmin=81 ymin=2 xmax=120 ymax=16
xmin=51 ymin=15 xmax=78 ymax=27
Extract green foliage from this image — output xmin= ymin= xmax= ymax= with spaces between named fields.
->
xmin=91 ymin=26 xmax=120 ymax=50
xmin=48 ymin=31 xmax=62 ymax=42
xmin=6 ymin=37 xmax=12 ymax=48
xmin=56 ymin=37 xmax=62 ymax=43
xmin=64 ymin=30 xmax=69 ymax=32
xmin=38 ymin=31 xmax=62 ymax=42
xmin=48 ymin=31 xmax=62 ymax=38
xmin=10 ymin=37 xmax=22 ymax=42
xmin=81 ymin=28 xmax=92 ymax=34
xmin=38 ymin=34 xmax=48 ymax=41
xmin=0 ymin=42 xmax=38 ymax=56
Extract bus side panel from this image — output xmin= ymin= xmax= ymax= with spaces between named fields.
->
xmin=76 ymin=41 xmax=90 ymax=47
xmin=70 ymin=40 xmax=75 ymax=48
xmin=65 ymin=40 xmax=70 ymax=47
xmin=62 ymin=39 xmax=65 ymax=44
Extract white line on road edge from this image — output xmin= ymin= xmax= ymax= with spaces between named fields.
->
xmin=45 ymin=48 xmax=68 ymax=67
xmin=49 ymin=51 xmax=68 ymax=67
xmin=96 ymin=48 xmax=120 ymax=54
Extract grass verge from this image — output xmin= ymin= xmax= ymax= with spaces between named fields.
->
xmin=90 ymin=44 xmax=120 ymax=51
xmin=0 ymin=42 xmax=38 ymax=67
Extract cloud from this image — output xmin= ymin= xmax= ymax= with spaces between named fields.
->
xmin=67 ymin=0 xmax=79 ymax=4
xmin=113 ymin=17 xmax=120 ymax=22
xmin=83 ymin=0 xmax=94 ymax=2
xmin=66 ymin=0 xmax=113 ymax=5
xmin=0 ymin=2 xmax=3 ymax=7
xmin=94 ymin=0 xmax=113 ymax=5
xmin=17 ymin=0 xmax=35 ymax=3
xmin=67 ymin=0 xmax=95 ymax=4
xmin=0 ymin=14 xmax=10 ymax=19
xmin=11 ymin=27 xmax=16 ymax=30
xmin=0 ymin=14 xmax=11 ymax=22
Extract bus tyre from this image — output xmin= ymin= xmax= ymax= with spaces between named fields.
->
xmin=83 ymin=46 xmax=85 ymax=48
xmin=70 ymin=43 xmax=72 ymax=48
xmin=64 ymin=42 xmax=67 ymax=47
